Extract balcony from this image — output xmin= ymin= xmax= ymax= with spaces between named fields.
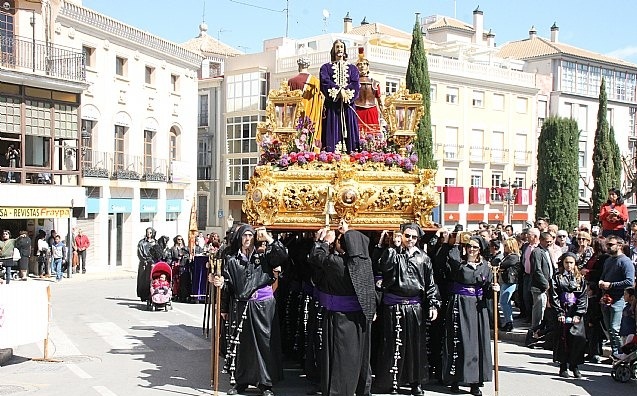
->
xmin=469 ymin=146 xmax=487 ymax=164
xmin=513 ymin=150 xmax=533 ymax=166
xmin=0 ymin=35 xmax=86 ymax=82
xmin=81 ymin=150 xmax=169 ymax=182
xmin=489 ymin=148 xmax=509 ymax=165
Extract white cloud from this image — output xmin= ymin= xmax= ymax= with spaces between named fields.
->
xmin=606 ymin=46 xmax=637 ymax=62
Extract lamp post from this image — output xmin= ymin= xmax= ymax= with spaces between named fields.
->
xmin=493 ymin=179 xmax=518 ymax=226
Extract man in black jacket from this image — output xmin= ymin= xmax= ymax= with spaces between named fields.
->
xmin=530 ymin=232 xmax=555 ymax=328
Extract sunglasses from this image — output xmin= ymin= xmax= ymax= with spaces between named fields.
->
xmin=468 ymin=245 xmax=480 ymax=249
xmin=404 ymin=234 xmax=418 ymax=240
xmin=606 ymin=243 xmax=617 ymax=247
xmin=576 ymin=237 xmax=589 ymax=241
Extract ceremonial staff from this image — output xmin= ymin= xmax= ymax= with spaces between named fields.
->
xmin=202 ymin=254 xmax=213 ymax=338
xmin=210 ymin=254 xmax=223 ymax=395
xmin=491 ymin=264 xmax=500 ymax=396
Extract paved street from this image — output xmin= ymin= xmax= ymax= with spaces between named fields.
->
xmin=0 ymin=273 xmax=636 ymax=395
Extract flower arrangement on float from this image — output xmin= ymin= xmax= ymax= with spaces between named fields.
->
xmin=258 ymin=116 xmax=418 ymax=172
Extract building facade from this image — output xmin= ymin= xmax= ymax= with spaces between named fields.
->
xmin=498 ymin=23 xmax=637 ymax=223
xmin=211 ymin=9 xmax=538 ymax=231
xmin=54 ymin=1 xmax=201 ymax=270
xmin=0 ymin=0 xmax=86 ymax=250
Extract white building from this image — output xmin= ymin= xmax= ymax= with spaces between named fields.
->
xmin=498 ymin=23 xmax=637 ymax=223
xmin=0 ymin=0 xmax=86 ymax=251
xmin=54 ymin=1 xmax=201 ymax=270
xmin=210 ymin=9 xmax=539 ymax=231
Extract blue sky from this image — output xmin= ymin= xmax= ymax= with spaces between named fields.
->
xmin=82 ymin=0 xmax=637 ymax=63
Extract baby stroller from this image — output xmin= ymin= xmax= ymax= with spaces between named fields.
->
xmin=147 ymin=261 xmax=173 ymax=312
xmin=611 ymin=335 xmax=637 ymax=383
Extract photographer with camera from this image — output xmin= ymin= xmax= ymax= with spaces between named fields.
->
xmin=5 ymin=144 xmax=20 ymax=182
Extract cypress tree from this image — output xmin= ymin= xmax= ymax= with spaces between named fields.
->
xmin=609 ymin=126 xmax=622 ymax=190
xmin=536 ymin=117 xmax=580 ymax=230
xmin=405 ymin=13 xmax=436 ymax=169
xmin=591 ymin=78 xmax=613 ymax=225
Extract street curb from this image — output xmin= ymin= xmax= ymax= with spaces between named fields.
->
xmin=0 ymin=348 xmax=13 ymax=366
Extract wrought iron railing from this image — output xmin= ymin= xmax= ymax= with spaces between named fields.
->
xmin=0 ymin=35 xmax=86 ymax=82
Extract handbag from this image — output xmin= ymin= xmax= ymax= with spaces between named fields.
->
xmin=12 ymin=248 xmax=20 ymax=261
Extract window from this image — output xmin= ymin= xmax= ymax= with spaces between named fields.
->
xmin=443 ymin=127 xmax=458 ymax=159
xmin=470 ymin=171 xmax=483 ymax=187
xmin=607 ymin=108 xmax=614 ymax=127
xmin=493 ymin=94 xmax=504 ymax=111
xmin=430 ymin=84 xmax=437 ymax=102
xmin=83 ymin=46 xmax=95 ymax=68
xmin=561 ymin=61 xmax=576 ymax=93
xmin=169 ymin=127 xmax=178 ymax=161
xmin=209 ymin=62 xmax=222 ymax=78
xmin=446 ymin=87 xmax=458 ymax=104
xmin=538 ymin=100 xmax=547 ymax=127
xmin=145 ymin=66 xmax=154 ymax=85
xmin=25 ymin=136 xmax=50 ymax=167
xmin=140 ymin=188 xmax=158 ymax=199
xmin=444 ymin=169 xmax=457 ymax=186
xmin=198 ymin=135 xmax=212 ymax=180
xmin=577 ymin=105 xmax=588 ymax=132
xmin=143 ymin=130 xmax=153 ymax=174
xmin=385 ymin=79 xmax=399 ymax=95
xmin=226 ymin=71 xmax=269 ymax=112
xmin=81 ymin=119 xmax=94 ymax=165
xmin=226 ymin=115 xmax=259 ymax=154
xmin=514 ymin=133 xmax=528 ymax=164
xmin=578 ymin=141 xmax=587 ymax=168
xmin=576 ymin=64 xmax=589 ymax=95
xmin=514 ymin=175 xmax=525 ymax=189
xmin=491 ymin=131 xmax=505 ymax=162
xmin=472 ymin=90 xmax=484 ymax=107
xmin=516 ymin=97 xmax=528 ymax=113
xmin=115 ymin=56 xmax=127 ymax=77
xmin=616 ymin=71 xmax=627 ymax=101
xmin=226 ymin=157 xmax=258 ymax=195
xmin=469 ymin=129 xmax=484 ymax=161
xmin=563 ymin=102 xmax=574 ymax=118
xmin=630 ymin=107 xmax=637 ymax=139
xmin=490 ymin=173 xmax=502 ymax=201
xmin=114 ymin=125 xmax=126 ymax=170
xmin=579 ymin=177 xmax=586 ymax=199
xmin=198 ymin=94 xmax=209 ymax=127
xmin=171 ymin=74 xmax=179 ymax=92
xmin=0 ymin=4 xmax=15 ymax=59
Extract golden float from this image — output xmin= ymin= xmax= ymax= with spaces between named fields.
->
xmin=243 ymin=82 xmax=440 ymax=231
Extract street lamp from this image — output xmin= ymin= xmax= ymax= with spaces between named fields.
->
xmin=493 ymin=179 xmax=519 ymax=226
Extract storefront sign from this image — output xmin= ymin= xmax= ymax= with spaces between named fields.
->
xmin=140 ymin=199 xmax=158 ymax=213
xmin=108 ymin=199 xmax=133 ymax=213
xmin=0 ymin=207 xmax=71 ymax=219
xmin=166 ymin=199 xmax=182 ymax=213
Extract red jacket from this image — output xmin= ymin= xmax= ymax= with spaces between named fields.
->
xmin=599 ymin=203 xmax=628 ymax=231
xmin=75 ymin=234 xmax=90 ymax=251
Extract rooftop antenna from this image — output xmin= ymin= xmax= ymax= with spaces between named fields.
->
xmin=202 ymin=0 xmax=206 ymax=23
xmin=322 ymin=9 xmax=330 ymax=33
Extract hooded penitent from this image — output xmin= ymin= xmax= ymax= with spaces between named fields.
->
xmin=342 ymin=230 xmax=376 ymax=322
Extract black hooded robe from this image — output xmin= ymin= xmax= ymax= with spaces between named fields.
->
xmin=221 ymin=225 xmax=288 ymax=389
xmin=309 ymin=230 xmax=376 ymax=396
xmin=137 ymin=227 xmax=158 ymax=301
xmin=441 ymin=245 xmax=493 ymax=386
xmin=374 ymin=246 xmax=440 ymax=392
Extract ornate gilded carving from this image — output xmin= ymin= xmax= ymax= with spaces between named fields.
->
xmin=383 ymin=85 xmax=424 ymax=155
xmin=257 ymin=81 xmax=304 ymax=154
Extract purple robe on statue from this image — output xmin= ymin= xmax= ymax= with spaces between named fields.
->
xmin=319 ymin=61 xmax=360 ymax=153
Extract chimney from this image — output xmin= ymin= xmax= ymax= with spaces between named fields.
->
xmin=360 ymin=16 xmax=369 ymax=25
xmin=550 ymin=22 xmax=559 ymax=43
xmin=486 ymin=29 xmax=495 ymax=48
xmin=343 ymin=12 xmax=352 ymax=33
xmin=529 ymin=25 xmax=537 ymax=39
xmin=472 ymin=6 xmax=483 ymax=44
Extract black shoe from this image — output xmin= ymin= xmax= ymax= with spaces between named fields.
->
xmin=450 ymin=383 xmax=461 ymax=393
xmin=262 ymin=391 xmax=274 ymax=396
xmin=571 ymin=367 xmax=582 ymax=378
xmin=499 ymin=322 xmax=513 ymax=332
xmin=228 ymin=385 xmax=247 ymax=395
xmin=469 ymin=385 xmax=482 ymax=396
xmin=559 ymin=370 xmax=569 ymax=378
xmin=411 ymin=384 xmax=424 ymax=396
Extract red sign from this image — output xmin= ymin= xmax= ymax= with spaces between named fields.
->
xmin=515 ymin=189 xmax=533 ymax=205
xmin=488 ymin=212 xmax=504 ymax=222
xmin=443 ymin=186 xmax=464 ymax=204
xmin=468 ymin=187 xmax=490 ymax=204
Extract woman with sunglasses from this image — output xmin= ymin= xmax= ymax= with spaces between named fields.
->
xmin=442 ymin=235 xmax=498 ymax=396
xmin=570 ymin=231 xmax=593 ymax=270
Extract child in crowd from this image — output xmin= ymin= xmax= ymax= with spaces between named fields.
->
xmin=150 ymin=273 xmax=172 ymax=305
xmin=620 ymin=287 xmax=636 ymax=345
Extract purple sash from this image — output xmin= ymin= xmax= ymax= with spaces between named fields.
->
xmin=250 ymin=285 xmax=274 ymax=301
xmin=317 ymin=291 xmax=362 ymax=312
xmin=383 ymin=292 xmax=421 ymax=306
xmin=560 ymin=292 xmax=576 ymax=306
xmin=450 ymin=282 xmax=483 ymax=297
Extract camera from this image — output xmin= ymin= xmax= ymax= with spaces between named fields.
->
xmin=255 ymin=227 xmax=267 ymax=242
